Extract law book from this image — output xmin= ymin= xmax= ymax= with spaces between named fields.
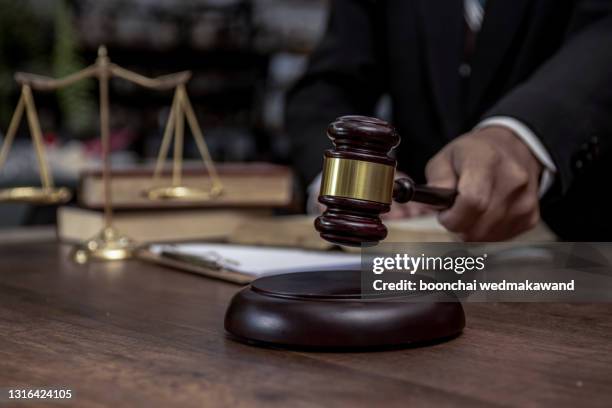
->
xmin=228 ymin=215 xmax=457 ymax=251
xmin=57 ymin=206 xmax=270 ymax=244
xmin=228 ymin=215 xmax=556 ymax=251
xmin=78 ymin=162 xmax=294 ymax=210
xmin=59 ymin=205 xmax=557 ymax=255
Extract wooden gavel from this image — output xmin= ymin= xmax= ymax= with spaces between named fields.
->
xmin=315 ymin=115 xmax=458 ymax=246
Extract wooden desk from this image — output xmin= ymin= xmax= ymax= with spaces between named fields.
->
xmin=1 ymin=237 xmax=611 ymax=407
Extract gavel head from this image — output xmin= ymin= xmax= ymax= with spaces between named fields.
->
xmin=315 ymin=115 xmax=400 ymax=247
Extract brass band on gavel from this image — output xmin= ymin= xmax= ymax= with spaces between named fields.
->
xmin=319 ymin=157 xmax=395 ymax=204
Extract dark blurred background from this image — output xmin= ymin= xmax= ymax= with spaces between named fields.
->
xmin=0 ymin=0 xmax=329 ymax=227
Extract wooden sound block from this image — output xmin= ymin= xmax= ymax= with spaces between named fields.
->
xmin=224 ymin=270 xmax=465 ymax=350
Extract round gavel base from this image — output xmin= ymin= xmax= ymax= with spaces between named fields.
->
xmin=224 ymin=271 xmax=465 ymax=350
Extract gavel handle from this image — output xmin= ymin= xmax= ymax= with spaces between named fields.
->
xmin=393 ymin=178 xmax=457 ymax=209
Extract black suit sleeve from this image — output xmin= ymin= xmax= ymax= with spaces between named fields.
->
xmin=483 ymin=1 xmax=612 ymax=195
xmin=286 ymin=0 xmax=386 ymax=188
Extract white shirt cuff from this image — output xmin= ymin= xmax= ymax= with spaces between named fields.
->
xmin=476 ymin=116 xmax=557 ymax=197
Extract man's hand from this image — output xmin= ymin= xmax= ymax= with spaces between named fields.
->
xmin=384 ymin=201 xmax=434 ymax=220
xmin=384 ymin=170 xmax=435 ymax=220
xmin=425 ymin=126 xmax=543 ymax=241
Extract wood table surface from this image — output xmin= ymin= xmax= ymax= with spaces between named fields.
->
xmin=1 ymin=238 xmax=611 ymax=407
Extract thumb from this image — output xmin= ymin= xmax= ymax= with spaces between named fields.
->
xmin=425 ymin=151 xmax=457 ymax=189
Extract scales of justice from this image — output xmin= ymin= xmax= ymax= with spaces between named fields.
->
xmin=0 ymin=45 xmax=223 ymax=263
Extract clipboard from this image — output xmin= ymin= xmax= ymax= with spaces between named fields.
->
xmin=138 ymin=247 xmax=254 ymax=284
xmin=137 ymin=243 xmax=361 ymax=285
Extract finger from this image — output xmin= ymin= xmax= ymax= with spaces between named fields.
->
xmin=499 ymin=208 xmax=540 ymax=241
xmin=461 ymin=204 xmax=510 ymax=241
xmin=404 ymin=202 xmax=435 ymax=218
xmin=317 ymin=202 xmax=326 ymax=214
xmin=397 ymin=202 xmax=418 ymax=218
xmin=409 ymin=202 xmax=436 ymax=217
xmin=463 ymin=163 xmax=538 ymax=241
xmin=465 ymin=205 xmax=537 ymax=241
xmin=382 ymin=203 xmax=409 ymax=220
xmin=438 ymin=156 xmax=495 ymax=233
xmin=498 ymin=186 xmax=541 ymax=239
xmin=383 ymin=201 xmax=437 ymax=220
xmin=425 ymin=150 xmax=457 ymax=189
xmin=508 ymin=205 xmax=540 ymax=238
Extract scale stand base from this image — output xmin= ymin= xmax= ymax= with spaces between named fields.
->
xmin=72 ymin=227 xmax=135 ymax=264
xmin=225 ymin=270 xmax=465 ymax=350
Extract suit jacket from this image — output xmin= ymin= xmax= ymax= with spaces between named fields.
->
xmin=286 ymin=0 xmax=612 ymax=240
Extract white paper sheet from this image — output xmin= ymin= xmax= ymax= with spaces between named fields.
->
xmin=149 ymin=243 xmax=361 ymax=277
